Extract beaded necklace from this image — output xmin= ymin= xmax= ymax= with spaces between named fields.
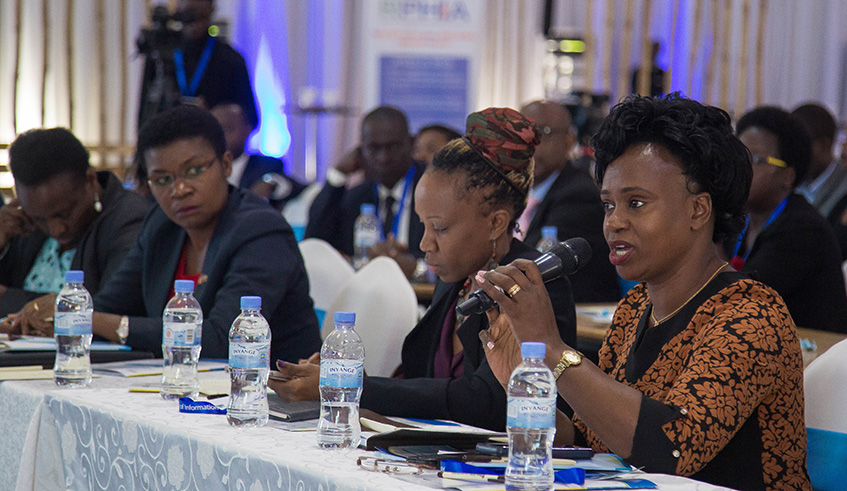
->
xmin=455 ymin=277 xmax=473 ymax=326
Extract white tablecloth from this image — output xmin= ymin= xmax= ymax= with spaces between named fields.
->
xmin=0 ymin=373 xmax=736 ymax=491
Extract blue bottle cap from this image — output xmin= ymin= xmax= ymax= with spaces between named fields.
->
xmin=240 ymin=296 xmax=262 ymax=309
xmin=64 ymin=270 xmax=84 ymax=283
xmin=360 ymin=203 xmax=376 ymax=215
xmin=521 ymin=341 xmax=546 ymax=359
xmin=334 ymin=311 xmax=356 ymax=324
xmin=541 ymin=226 xmax=558 ymax=239
xmin=174 ymin=280 xmax=195 ymax=293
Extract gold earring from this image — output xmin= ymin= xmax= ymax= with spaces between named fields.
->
xmin=487 ymin=238 xmax=498 ymax=270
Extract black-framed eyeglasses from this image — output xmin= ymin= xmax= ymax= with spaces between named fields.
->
xmin=147 ymin=158 xmax=218 ymax=189
xmin=750 ymin=154 xmax=787 ymax=168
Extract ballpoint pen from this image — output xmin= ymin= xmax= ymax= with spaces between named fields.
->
xmin=438 ymin=471 xmax=505 ymax=483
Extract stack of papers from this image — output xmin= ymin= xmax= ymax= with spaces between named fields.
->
xmin=0 ymin=365 xmax=54 ymax=381
xmin=93 ymin=359 xmax=227 ymax=377
xmin=436 ymin=455 xmax=655 ymax=490
xmin=0 ymin=336 xmax=130 ymax=352
xmin=359 ymin=412 xmax=504 ymax=450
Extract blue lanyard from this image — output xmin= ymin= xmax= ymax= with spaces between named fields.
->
xmin=732 ymin=196 xmax=789 ymax=261
xmin=373 ymin=166 xmax=416 ymax=241
xmin=174 ymin=36 xmax=217 ymax=97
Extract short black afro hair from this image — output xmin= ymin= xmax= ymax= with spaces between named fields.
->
xmin=592 ymin=93 xmax=752 ymax=243
xmin=136 ymin=104 xmax=227 ymax=173
xmin=9 ymin=128 xmax=90 ymax=186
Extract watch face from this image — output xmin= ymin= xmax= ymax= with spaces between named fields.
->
xmin=564 ymin=351 xmax=581 ymax=365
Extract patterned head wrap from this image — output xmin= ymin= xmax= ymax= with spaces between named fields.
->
xmin=463 ymin=107 xmax=540 ymax=197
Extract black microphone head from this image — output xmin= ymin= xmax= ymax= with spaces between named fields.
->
xmin=456 ymin=289 xmax=496 ymax=316
xmin=548 ymin=237 xmax=592 ymax=275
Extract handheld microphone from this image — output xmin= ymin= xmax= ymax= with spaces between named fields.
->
xmin=455 ymin=237 xmax=592 ymax=316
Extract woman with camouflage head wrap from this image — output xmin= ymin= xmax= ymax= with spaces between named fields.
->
xmin=271 ymin=108 xmax=576 ymax=430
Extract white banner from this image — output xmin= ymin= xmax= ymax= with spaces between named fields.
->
xmin=360 ymin=0 xmax=486 ymax=133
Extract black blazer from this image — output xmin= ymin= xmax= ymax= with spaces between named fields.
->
xmin=239 ymin=154 xmax=306 ymax=210
xmin=0 ymin=171 xmax=147 ymax=315
xmin=524 ymin=165 xmax=620 ymax=302
xmin=94 ymin=187 xmax=322 ymax=362
xmin=730 ymin=193 xmax=847 ymax=333
xmin=360 ymin=239 xmax=577 ymax=431
xmin=305 ymin=164 xmax=426 ymax=258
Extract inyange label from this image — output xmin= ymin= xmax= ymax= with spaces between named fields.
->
xmin=229 ymin=342 xmax=269 ymax=368
xmin=54 ymin=312 xmax=92 ymax=336
xmin=507 ymin=397 xmax=556 ymax=429
xmin=163 ymin=322 xmax=202 ymax=347
xmin=319 ymin=359 xmax=364 ymax=388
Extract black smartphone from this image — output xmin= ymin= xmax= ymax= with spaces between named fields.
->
xmin=475 ymin=442 xmax=508 ymax=457
xmin=553 ymin=447 xmax=594 ymax=459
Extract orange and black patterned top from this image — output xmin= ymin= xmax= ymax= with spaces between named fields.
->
xmin=573 ymin=272 xmax=811 ymax=491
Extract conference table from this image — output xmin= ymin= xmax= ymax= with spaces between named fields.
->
xmin=0 ymin=369 xmax=734 ymax=491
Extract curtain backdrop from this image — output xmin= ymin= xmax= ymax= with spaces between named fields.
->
xmin=3 ymin=0 xmax=847 ymax=185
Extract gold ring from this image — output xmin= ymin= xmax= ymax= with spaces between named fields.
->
xmin=506 ymin=284 xmax=521 ymax=297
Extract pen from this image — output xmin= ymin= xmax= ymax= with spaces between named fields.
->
xmin=461 ymin=454 xmax=508 ymax=463
xmin=438 ymin=471 xmax=505 ymax=483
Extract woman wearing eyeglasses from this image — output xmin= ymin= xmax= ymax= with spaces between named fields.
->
xmin=12 ymin=105 xmax=322 ymax=363
xmin=730 ymin=107 xmax=847 ymax=333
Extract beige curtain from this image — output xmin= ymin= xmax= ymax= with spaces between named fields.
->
xmin=476 ymin=0 xmax=546 ymax=110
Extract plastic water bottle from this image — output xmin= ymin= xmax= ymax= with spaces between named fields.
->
xmin=317 ymin=311 xmax=365 ymax=449
xmin=53 ymin=270 xmax=93 ymax=387
xmin=227 ymin=296 xmax=271 ymax=427
xmin=161 ymin=280 xmax=203 ymax=400
xmin=536 ymin=226 xmax=558 ymax=253
xmin=506 ymin=342 xmax=557 ymax=490
xmin=353 ymin=203 xmax=379 ymax=270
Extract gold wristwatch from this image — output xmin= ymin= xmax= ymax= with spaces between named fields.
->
xmin=552 ymin=349 xmax=583 ymax=379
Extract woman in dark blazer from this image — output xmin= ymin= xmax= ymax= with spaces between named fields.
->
xmin=0 ymin=128 xmax=147 ymax=316
xmin=10 ymin=106 xmax=322 ymax=364
xmin=271 ymin=107 xmax=576 ymax=431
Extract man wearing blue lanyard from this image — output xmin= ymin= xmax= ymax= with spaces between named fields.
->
xmin=306 ymin=107 xmax=426 ymax=278
xmin=137 ymin=0 xmax=257 ymax=131
xmin=727 ymin=107 xmax=847 ymax=333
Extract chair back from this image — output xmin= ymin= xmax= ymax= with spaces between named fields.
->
xmin=283 ymin=182 xmax=323 ymax=241
xmin=321 ymin=257 xmax=418 ymax=377
xmin=298 ymin=238 xmax=354 ymax=326
xmin=804 ymin=338 xmax=847 ymax=491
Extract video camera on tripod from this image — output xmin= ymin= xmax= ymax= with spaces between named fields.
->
xmin=136 ymin=5 xmax=195 ymax=56
xmin=136 ymin=6 xmax=196 ymax=129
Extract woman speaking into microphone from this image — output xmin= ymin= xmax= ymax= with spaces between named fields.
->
xmin=478 ymin=95 xmax=810 ymax=490
xmin=271 ymin=107 xmax=577 ymax=431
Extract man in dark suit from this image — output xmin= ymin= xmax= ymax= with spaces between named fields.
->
xmin=211 ymin=103 xmax=305 ymax=210
xmin=519 ymin=100 xmax=620 ymax=302
xmin=306 ymin=106 xmax=424 ymax=278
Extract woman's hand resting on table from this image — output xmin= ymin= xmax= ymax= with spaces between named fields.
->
xmin=0 ymin=294 xmax=57 ymax=337
xmin=268 ymin=352 xmax=321 ymax=402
